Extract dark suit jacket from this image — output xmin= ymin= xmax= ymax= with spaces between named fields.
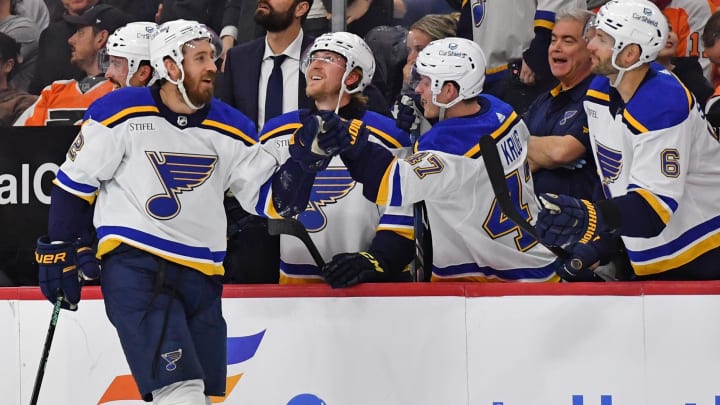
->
xmin=218 ymin=34 xmax=315 ymax=125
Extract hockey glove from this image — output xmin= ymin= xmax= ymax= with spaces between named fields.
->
xmin=553 ymin=233 xmax=623 ymax=281
xmin=392 ymin=94 xmax=422 ymax=134
xmin=36 ymin=236 xmax=85 ymax=310
xmin=536 ymin=193 xmax=610 ymax=247
xmin=322 ymin=251 xmax=386 ymax=288
xmin=289 ymin=111 xmax=343 ymax=172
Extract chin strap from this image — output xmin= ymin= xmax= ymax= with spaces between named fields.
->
xmin=168 ymin=70 xmax=204 ymax=111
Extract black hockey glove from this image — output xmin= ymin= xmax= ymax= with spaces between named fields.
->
xmin=536 ymin=193 xmax=617 ymax=247
xmin=36 ymin=236 xmax=100 ymax=310
xmin=553 ymin=233 xmax=621 ymax=281
xmin=322 ymin=251 xmax=386 ymax=288
xmin=289 ymin=111 xmax=344 ymax=172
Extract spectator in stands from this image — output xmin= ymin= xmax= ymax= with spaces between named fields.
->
xmin=701 ymin=11 xmax=720 ymax=126
xmin=28 ymin=0 xmax=96 ymax=94
xmin=0 ymin=0 xmax=40 ymax=91
xmin=322 ymin=0 xmax=393 ymax=38
xmin=392 ymin=0 xmax=455 ymax=27
xmin=104 ymin=21 xmax=157 ymax=89
xmin=155 ymin=0 xmax=224 ymax=33
xmin=656 ymin=21 xmax=713 ymax=108
xmin=14 ymin=3 xmax=131 ymax=125
xmin=456 ymin=0 xmax=583 ymax=115
xmin=259 ymin=31 xmax=413 ymax=286
xmin=15 ymin=0 xmax=49 ymax=31
xmin=401 ymin=13 xmax=457 ymax=95
xmin=0 ymin=31 xmax=35 ymax=126
xmin=525 ymin=8 xmax=602 ymax=202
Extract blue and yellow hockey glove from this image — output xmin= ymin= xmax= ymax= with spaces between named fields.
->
xmin=36 ymin=236 xmax=100 ymax=310
xmin=536 ymin=193 xmax=610 ymax=247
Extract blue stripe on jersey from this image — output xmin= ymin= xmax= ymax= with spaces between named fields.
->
xmin=623 ymin=69 xmax=691 ymax=134
xmin=361 ymin=110 xmax=412 ymax=149
xmin=259 ymin=111 xmax=303 ymax=142
xmin=84 ymin=87 xmax=157 ymax=126
xmin=628 ymin=183 xmax=679 ymax=212
xmin=280 ymin=260 xmax=320 ymax=276
xmin=97 ymin=225 xmax=226 ymax=263
xmin=626 ymin=214 xmax=720 ymax=263
xmin=534 ymin=10 xmax=555 ymax=29
xmin=390 ymin=164 xmax=403 ymax=206
xmin=55 ymin=169 xmax=97 ymax=194
xmin=255 ymin=180 xmax=273 ymax=216
xmin=432 ymin=261 xmax=557 ymax=281
xmin=378 ymin=214 xmax=413 ymax=227
xmin=419 ymin=94 xmax=515 ymax=157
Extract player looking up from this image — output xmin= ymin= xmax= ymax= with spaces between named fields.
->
xmin=258 ymin=31 xmax=414 ymax=287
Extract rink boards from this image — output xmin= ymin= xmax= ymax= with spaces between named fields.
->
xmin=2 ymin=282 xmax=720 ymax=405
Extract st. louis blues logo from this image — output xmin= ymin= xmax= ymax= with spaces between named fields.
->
xmin=297 ymin=167 xmax=356 ymax=232
xmin=559 ymin=110 xmax=577 ymax=126
xmin=146 ymin=151 xmax=217 ymax=220
xmin=595 ymin=141 xmax=622 ymax=198
xmin=161 ymin=348 xmax=182 ymax=371
xmin=472 ymin=0 xmax=487 ymax=27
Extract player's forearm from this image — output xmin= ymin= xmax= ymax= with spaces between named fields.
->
xmin=341 ymin=142 xmax=396 ymax=205
xmin=601 ymin=191 xmax=666 ymax=238
xmin=48 ymin=186 xmax=94 ymax=242
xmin=368 ymin=230 xmax=414 ymax=276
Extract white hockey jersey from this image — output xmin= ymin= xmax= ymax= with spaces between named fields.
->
xmin=259 ymin=109 xmax=413 ymax=283
xmin=54 ymin=86 xmax=284 ymax=276
xmin=355 ymin=95 xmax=557 ymax=282
xmin=584 ymin=69 xmax=720 ymax=275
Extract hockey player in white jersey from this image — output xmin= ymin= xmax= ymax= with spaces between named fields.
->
xmin=104 ymin=21 xmax=158 ymax=89
xmin=258 ymin=31 xmax=414 ymax=287
xmin=34 ymin=19 xmax=337 ymax=404
xmin=536 ymin=0 xmax=720 ymax=280
xmin=318 ymin=37 xmax=558 ymax=282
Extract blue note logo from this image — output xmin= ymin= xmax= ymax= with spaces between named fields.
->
xmin=472 ymin=0 xmax=487 ymax=27
xmin=297 ymin=167 xmax=356 ymax=232
xmin=145 ymin=151 xmax=217 ymax=220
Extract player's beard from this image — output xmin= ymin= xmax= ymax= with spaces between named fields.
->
xmin=255 ymin=0 xmax=297 ymax=32
xmin=184 ymin=71 xmax=216 ymax=106
xmin=591 ymin=55 xmax=618 ymax=77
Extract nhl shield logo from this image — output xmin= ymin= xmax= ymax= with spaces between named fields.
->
xmin=177 ymin=116 xmax=188 ymax=127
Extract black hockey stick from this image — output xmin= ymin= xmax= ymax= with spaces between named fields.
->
xmin=267 ymin=218 xmax=325 ymax=267
xmin=30 ymin=289 xmax=64 ymax=405
xmin=478 ymin=135 xmax=569 ymax=259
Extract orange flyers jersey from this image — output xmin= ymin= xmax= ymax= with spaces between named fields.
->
xmin=14 ymin=78 xmax=113 ymax=126
xmin=662 ymin=0 xmax=716 ymax=79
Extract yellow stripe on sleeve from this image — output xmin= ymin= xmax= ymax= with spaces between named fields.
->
xmin=634 ymin=189 xmax=672 ymax=224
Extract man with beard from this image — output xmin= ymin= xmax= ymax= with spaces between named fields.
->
xmin=219 ymin=0 xmax=314 ymax=129
xmin=104 ymin=21 xmax=157 ymax=89
xmin=35 ymin=19 xmax=328 ymax=403
xmin=535 ymin=0 xmax=720 ymax=280
xmin=14 ymin=3 xmax=131 ymax=125
xmin=217 ymin=0 xmax=314 ymax=285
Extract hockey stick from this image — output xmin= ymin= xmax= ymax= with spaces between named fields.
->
xmin=478 ymin=135 xmax=570 ymax=259
xmin=267 ymin=218 xmax=325 ymax=267
xmin=30 ymin=289 xmax=64 ymax=405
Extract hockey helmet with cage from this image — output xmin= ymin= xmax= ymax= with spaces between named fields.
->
xmin=593 ymin=0 xmax=668 ymax=72
xmin=302 ymin=31 xmax=375 ymax=94
xmin=415 ymin=37 xmax=486 ymax=109
xmin=106 ymin=22 xmax=157 ymax=87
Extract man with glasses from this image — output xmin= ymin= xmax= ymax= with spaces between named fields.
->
xmin=257 ymin=31 xmax=414 ymax=287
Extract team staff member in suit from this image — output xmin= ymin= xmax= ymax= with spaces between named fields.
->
xmin=258 ymin=32 xmax=413 ymax=286
xmin=219 ymin=0 xmax=314 ymax=129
